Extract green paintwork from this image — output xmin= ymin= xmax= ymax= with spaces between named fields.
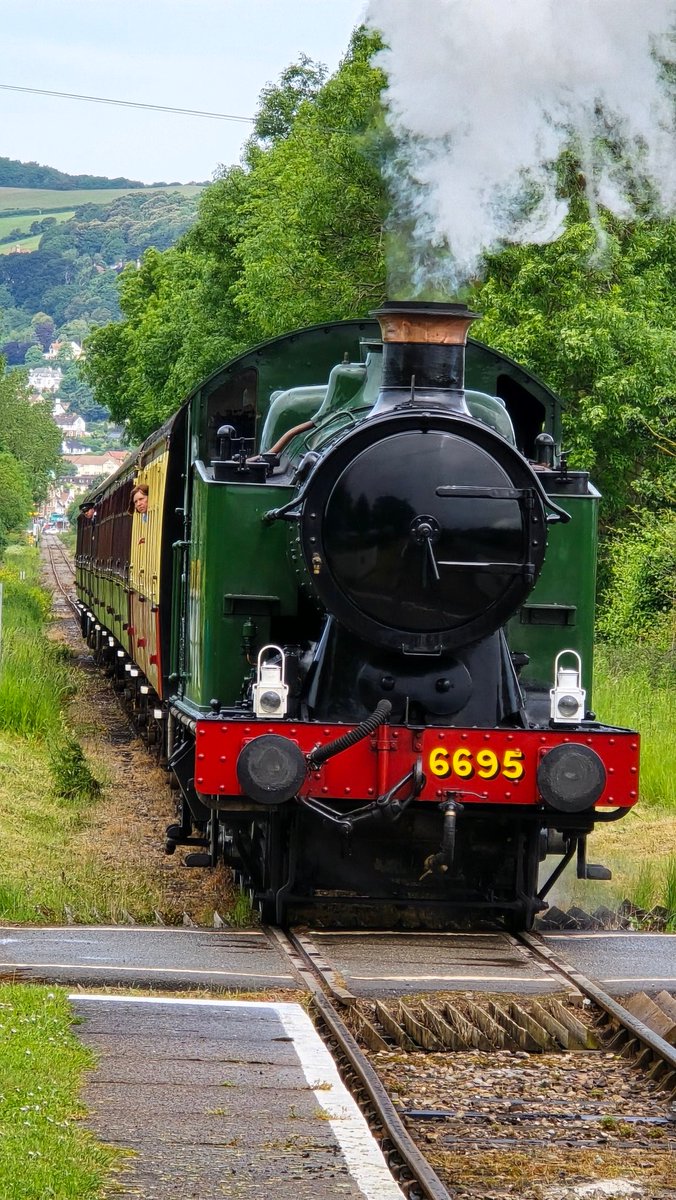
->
xmin=272 ymin=352 xmax=518 ymax=457
xmin=507 ymin=487 xmax=599 ymax=704
xmin=182 ymin=464 xmax=295 ymax=711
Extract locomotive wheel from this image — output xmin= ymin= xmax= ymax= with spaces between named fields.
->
xmin=503 ymin=827 xmax=541 ymax=932
xmin=238 ymin=812 xmax=294 ymax=925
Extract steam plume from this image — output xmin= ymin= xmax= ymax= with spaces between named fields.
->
xmin=366 ymin=0 xmax=676 ymax=294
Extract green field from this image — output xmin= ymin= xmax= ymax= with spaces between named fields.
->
xmin=0 ymin=183 xmax=204 ymax=212
xmin=0 ymin=210 xmax=76 ymax=238
xmin=0 ymin=234 xmax=42 ymax=254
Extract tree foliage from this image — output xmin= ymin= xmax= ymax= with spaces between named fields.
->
xmin=0 ymin=363 xmax=62 ymax=503
xmin=0 ymin=450 xmax=32 ymax=536
xmin=0 ymin=156 xmax=144 ymax=190
xmin=472 ymin=218 xmax=676 ymax=528
xmin=252 ymin=54 xmax=327 ymax=146
xmin=597 ymin=512 xmax=676 ymax=648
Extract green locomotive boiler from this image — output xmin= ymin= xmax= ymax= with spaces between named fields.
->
xmin=76 ymin=301 xmax=639 ymax=928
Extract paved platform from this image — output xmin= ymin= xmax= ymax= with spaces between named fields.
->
xmin=71 ymin=995 xmax=405 ymax=1199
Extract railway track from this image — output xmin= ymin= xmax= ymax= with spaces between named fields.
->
xmin=267 ymin=928 xmax=676 ymax=1199
xmin=43 ymin=531 xmax=80 ymax=617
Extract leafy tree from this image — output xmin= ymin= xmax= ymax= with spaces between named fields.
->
xmin=252 ymin=54 xmax=327 ymax=145
xmin=0 ymin=156 xmax=143 ymax=190
xmin=0 ymin=249 xmax=73 ymax=312
xmin=0 ymin=449 xmax=33 ymax=541
xmin=58 ymin=318 xmax=90 ymax=344
xmin=472 ymin=217 xmax=676 ymax=528
xmin=24 ymin=344 xmax=46 ymax=366
xmin=1 ymin=332 xmax=36 ymax=365
xmin=598 ymin=512 xmax=676 ymax=647
xmin=0 ymin=300 xmax=31 ymax=347
xmin=40 ymin=191 xmax=199 ymax=262
xmin=84 ymin=247 xmax=229 ymax=439
xmin=31 ymin=311 xmax=55 ymax=350
xmin=85 ymin=29 xmax=387 ymax=440
xmin=0 ymin=363 xmax=62 ymax=501
xmin=233 ymin=29 xmax=387 ymax=337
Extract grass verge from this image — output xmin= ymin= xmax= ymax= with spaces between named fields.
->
xmin=0 ymin=543 xmax=163 ymax=922
xmin=0 ymin=540 xmax=229 ymax=924
xmin=551 ymin=643 xmax=676 ymax=917
xmin=0 ymin=984 xmax=120 ymax=1199
xmin=593 ymin=645 xmax=675 ymax=809
xmin=0 ymin=730 xmax=161 ymax=922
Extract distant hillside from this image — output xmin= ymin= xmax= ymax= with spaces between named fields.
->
xmin=0 ymin=156 xmax=148 ymax=191
xmin=0 ymin=183 xmax=202 ymax=419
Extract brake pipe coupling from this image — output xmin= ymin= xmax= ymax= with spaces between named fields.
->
xmin=306 ymin=700 xmax=392 ymax=772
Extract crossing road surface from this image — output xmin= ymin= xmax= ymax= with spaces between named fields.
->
xmin=541 ymin=930 xmax=676 ymax=995
xmin=1 ymin=925 xmax=674 ymax=997
xmin=0 ymin=927 xmax=300 ymax=991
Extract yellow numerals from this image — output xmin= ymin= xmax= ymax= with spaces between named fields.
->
xmin=428 ymin=746 xmax=525 ymax=781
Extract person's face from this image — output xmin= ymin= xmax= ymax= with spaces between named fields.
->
xmin=133 ymin=491 xmax=148 ymax=514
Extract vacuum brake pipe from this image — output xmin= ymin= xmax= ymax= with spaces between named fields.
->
xmin=306 ymin=699 xmax=392 ymax=772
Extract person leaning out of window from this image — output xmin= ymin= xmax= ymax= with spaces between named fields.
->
xmin=128 ymin=484 xmax=149 ymax=522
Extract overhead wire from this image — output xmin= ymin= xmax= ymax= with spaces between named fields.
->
xmin=0 ymin=82 xmax=255 ymax=124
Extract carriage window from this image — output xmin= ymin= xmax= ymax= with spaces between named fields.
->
xmin=203 ymin=368 xmax=258 ymax=461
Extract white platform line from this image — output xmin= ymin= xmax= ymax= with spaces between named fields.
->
xmin=0 ymin=926 xmax=264 ymax=936
xmin=545 ymin=932 xmax=671 ymax=940
xmin=278 ymin=1003 xmax=406 ymax=1199
xmin=348 ymin=972 xmax=551 ymax=982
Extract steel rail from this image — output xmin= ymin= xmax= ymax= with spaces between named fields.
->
xmin=519 ymin=931 xmax=676 ymax=1082
xmin=44 ymin=535 xmax=80 ymax=618
xmin=266 ymin=926 xmax=452 ymax=1200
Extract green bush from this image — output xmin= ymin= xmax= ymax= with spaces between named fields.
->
xmin=49 ymin=728 xmax=101 ymax=804
xmin=0 ymin=578 xmax=52 ymax=629
xmin=0 ymin=549 xmax=79 ymax=741
xmin=598 ymin=511 xmax=676 ymax=648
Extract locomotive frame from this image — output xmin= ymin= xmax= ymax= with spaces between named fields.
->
xmin=75 ymin=303 xmax=639 ymax=929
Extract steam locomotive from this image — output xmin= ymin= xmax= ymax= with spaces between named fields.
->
xmin=75 ymin=301 xmax=639 ymax=929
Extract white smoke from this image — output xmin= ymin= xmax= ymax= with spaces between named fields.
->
xmin=366 ymin=0 xmax=676 ymax=294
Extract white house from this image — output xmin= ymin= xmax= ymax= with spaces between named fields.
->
xmin=28 ymin=366 xmax=62 ymax=392
xmin=54 ymin=413 xmax=87 ymax=438
xmin=45 ymin=340 xmax=83 ymax=361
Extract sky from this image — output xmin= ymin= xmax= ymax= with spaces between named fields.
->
xmin=1 ymin=0 xmax=367 ymax=183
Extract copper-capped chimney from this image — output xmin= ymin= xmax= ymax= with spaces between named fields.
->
xmin=371 ymin=299 xmax=480 ymax=415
